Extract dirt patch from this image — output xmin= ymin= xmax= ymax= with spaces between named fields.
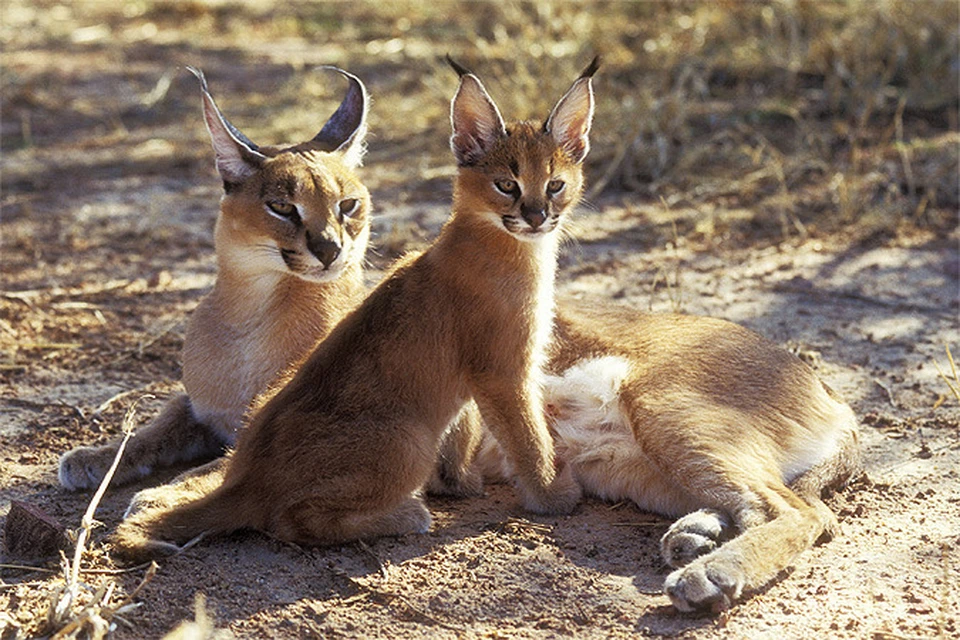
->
xmin=2 ymin=2 xmax=958 ymax=638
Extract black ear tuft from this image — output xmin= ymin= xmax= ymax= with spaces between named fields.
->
xmin=445 ymin=55 xmax=473 ymax=78
xmin=187 ymin=66 xmax=261 ymax=153
xmin=189 ymin=66 xmax=266 ymax=186
xmin=578 ymin=56 xmax=601 ymax=80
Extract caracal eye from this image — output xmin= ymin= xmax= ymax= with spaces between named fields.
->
xmin=266 ymin=200 xmax=300 ymax=221
xmin=494 ymin=179 xmax=518 ymax=196
xmin=546 ymin=179 xmax=565 ymax=195
xmin=338 ymin=198 xmax=359 ymax=218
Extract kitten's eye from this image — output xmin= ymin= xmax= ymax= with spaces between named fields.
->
xmin=338 ymin=198 xmax=360 ymax=218
xmin=547 ymin=180 xmax=565 ymax=196
xmin=266 ymin=200 xmax=299 ymax=221
xmin=494 ymin=179 xmax=518 ymax=196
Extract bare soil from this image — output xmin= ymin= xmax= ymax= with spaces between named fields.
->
xmin=2 ymin=2 xmax=958 ymax=638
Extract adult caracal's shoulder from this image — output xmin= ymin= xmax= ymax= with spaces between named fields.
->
xmin=59 ymin=67 xmax=371 ymax=491
xmin=112 ymin=58 xmax=601 ymax=561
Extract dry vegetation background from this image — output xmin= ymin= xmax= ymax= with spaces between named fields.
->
xmin=1 ymin=1 xmax=958 ymax=639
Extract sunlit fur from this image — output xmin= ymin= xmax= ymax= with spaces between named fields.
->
xmin=110 ymin=62 xmax=597 ymax=562
xmin=59 ymin=69 xmax=371 ymax=491
xmin=476 ymin=300 xmax=861 ymax=613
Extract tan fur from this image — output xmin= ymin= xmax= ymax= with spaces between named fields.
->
xmin=111 ymin=61 xmax=600 ymax=562
xmin=59 ymin=68 xmax=371 ymax=491
xmin=478 ymin=299 xmax=860 ymax=612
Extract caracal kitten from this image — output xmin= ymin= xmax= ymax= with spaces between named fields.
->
xmin=58 ymin=67 xmax=371 ymax=491
xmin=480 ymin=293 xmax=861 ymax=612
xmin=111 ymin=59 xmax=599 ymax=561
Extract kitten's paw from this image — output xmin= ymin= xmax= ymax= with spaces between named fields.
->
xmin=109 ymin=521 xmax=187 ymax=566
xmin=425 ymin=464 xmax=484 ymax=498
xmin=521 ymin=462 xmax=582 ymax=515
xmin=661 ymin=509 xmax=732 ymax=568
xmin=664 ymin=551 xmax=746 ymax=613
xmin=59 ymin=446 xmax=113 ymax=491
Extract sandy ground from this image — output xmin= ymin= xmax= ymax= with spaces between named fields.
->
xmin=2 ymin=3 xmax=959 ymax=637
xmin=3 ymin=182 xmax=958 ymax=638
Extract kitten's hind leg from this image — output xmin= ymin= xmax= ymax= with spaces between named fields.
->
xmin=276 ymin=495 xmax=432 ymax=547
xmin=59 ymin=393 xmax=228 ymax=491
xmin=661 ymin=509 xmax=734 ymax=569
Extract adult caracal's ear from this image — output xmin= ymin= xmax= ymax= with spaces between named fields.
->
xmin=544 ymin=56 xmax=599 ymax=164
xmin=447 ymin=55 xmax=506 ymax=167
xmin=305 ymin=66 xmax=370 ymax=168
xmin=187 ymin=66 xmax=267 ymax=187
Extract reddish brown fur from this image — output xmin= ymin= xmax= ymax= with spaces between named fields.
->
xmin=111 ymin=64 xmax=597 ymax=561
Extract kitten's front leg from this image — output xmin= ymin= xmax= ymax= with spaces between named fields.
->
xmin=472 ymin=382 xmax=581 ymax=514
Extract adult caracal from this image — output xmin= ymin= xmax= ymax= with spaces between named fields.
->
xmin=59 ymin=67 xmax=371 ymax=491
xmin=480 ymin=300 xmax=861 ymax=612
xmin=111 ymin=58 xmax=598 ymax=560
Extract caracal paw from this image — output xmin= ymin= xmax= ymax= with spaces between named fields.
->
xmin=521 ymin=461 xmax=582 ymax=515
xmin=425 ymin=464 xmax=485 ymax=498
xmin=664 ymin=551 xmax=745 ymax=613
xmin=661 ymin=509 xmax=732 ymax=569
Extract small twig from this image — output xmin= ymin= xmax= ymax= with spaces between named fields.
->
xmin=933 ymin=345 xmax=960 ymax=404
xmin=53 ymin=396 xmax=151 ymax=624
xmin=357 ymin=540 xmax=389 ymax=579
xmin=873 ymin=379 xmax=898 ymax=409
xmin=0 ymin=580 xmax=48 ymax=591
xmin=0 ymin=563 xmax=57 ymax=573
xmin=92 ymin=387 xmax=154 ymax=417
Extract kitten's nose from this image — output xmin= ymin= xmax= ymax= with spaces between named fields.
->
xmin=306 ymin=232 xmax=341 ymax=268
xmin=521 ymin=205 xmax=547 ymax=230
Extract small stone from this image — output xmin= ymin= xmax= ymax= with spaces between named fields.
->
xmin=3 ymin=500 xmax=68 ymax=561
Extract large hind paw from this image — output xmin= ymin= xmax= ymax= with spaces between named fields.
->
xmin=664 ymin=551 xmax=746 ymax=613
xmin=661 ymin=509 xmax=732 ymax=569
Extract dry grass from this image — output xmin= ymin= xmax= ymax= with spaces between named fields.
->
xmin=0 ymin=2 xmax=957 ymax=637
xmin=934 ymin=345 xmax=960 ymax=405
xmin=3 ymin=1 xmax=956 ymax=252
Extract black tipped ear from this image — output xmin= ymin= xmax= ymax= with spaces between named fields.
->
xmin=187 ymin=66 xmax=266 ymax=186
xmin=544 ymin=59 xmax=598 ymax=164
xmin=309 ymin=66 xmax=369 ymax=168
xmin=449 ymin=70 xmax=506 ymax=167
xmin=445 ymin=54 xmax=473 ymax=78
xmin=578 ymin=55 xmax=601 ymax=81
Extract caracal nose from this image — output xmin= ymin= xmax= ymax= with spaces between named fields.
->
xmin=306 ymin=232 xmax=342 ymax=268
xmin=521 ymin=207 xmax=547 ymax=230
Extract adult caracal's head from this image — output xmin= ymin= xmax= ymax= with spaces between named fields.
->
xmin=189 ymin=66 xmax=371 ymax=283
xmin=447 ymin=56 xmax=597 ymax=242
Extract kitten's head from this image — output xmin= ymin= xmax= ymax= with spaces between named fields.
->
xmin=448 ymin=57 xmax=598 ymax=242
xmin=190 ymin=66 xmax=371 ymax=283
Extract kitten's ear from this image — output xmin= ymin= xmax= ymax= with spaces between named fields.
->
xmin=187 ymin=67 xmax=266 ymax=186
xmin=448 ymin=56 xmax=506 ymax=166
xmin=309 ymin=67 xmax=369 ymax=168
xmin=544 ymin=56 xmax=599 ymax=164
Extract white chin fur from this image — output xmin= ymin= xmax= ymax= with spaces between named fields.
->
xmin=295 ymin=264 xmax=345 ymax=283
xmin=509 ymin=228 xmax=554 ymax=243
